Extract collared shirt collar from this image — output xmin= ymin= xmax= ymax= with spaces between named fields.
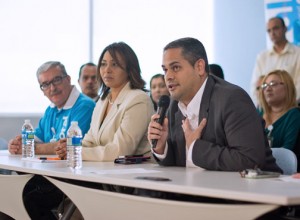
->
xmin=178 ymin=78 xmax=208 ymax=122
xmin=49 ymin=86 xmax=80 ymax=110
xmin=93 ymin=95 xmax=100 ymax=102
xmin=269 ymin=42 xmax=293 ymax=55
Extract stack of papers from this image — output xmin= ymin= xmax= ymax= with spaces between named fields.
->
xmin=279 ymin=176 xmax=300 ymax=183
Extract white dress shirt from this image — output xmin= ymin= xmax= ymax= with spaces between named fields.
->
xmin=153 ymin=78 xmax=208 ymax=168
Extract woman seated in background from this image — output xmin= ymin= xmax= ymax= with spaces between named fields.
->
xmin=259 ymin=69 xmax=300 ymax=151
xmin=149 ymin=73 xmax=170 ymax=111
xmin=57 ymin=42 xmax=154 ymax=161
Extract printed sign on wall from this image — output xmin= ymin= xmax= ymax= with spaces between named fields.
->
xmin=265 ymin=0 xmax=300 ymax=46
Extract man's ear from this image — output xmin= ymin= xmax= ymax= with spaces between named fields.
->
xmin=195 ymin=59 xmax=206 ymax=77
xmin=66 ymin=75 xmax=71 ymax=83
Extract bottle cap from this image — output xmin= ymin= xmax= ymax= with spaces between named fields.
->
xmin=71 ymin=121 xmax=78 ymax=125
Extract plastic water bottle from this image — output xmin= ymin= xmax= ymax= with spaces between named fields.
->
xmin=66 ymin=121 xmax=82 ymax=169
xmin=22 ymin=119 xmax=35 ymax=158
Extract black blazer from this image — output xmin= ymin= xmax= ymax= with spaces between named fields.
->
xmin=156 ymin=75 xmax=281 ymax=173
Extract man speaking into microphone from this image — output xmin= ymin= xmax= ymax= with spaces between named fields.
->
xmin=147 ymin=37 xmax=281 ymax=172
xmin=151 ymin=95 xmax=170 ymax=148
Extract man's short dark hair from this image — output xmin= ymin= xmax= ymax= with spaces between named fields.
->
xmin=164 ymin=37 xmax=209 ymax=73
xmin=36 ymin=61 xmax=67 ymax=79
xmin=275 ymin=16 xmax=286 ymax=27
xmin=270 ymin=16 xmax=286 ymax=28
xmin=78 ymin=62 xmax=96 ymax=79
xmin=209 ymin=64 xmax=224 ymax=79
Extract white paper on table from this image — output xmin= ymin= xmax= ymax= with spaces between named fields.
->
xmin=279 ymin=176 xmax=300 ymax=183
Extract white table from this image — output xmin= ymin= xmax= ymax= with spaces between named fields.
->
xmin=1 ymin=150 xmax=300 ymax=219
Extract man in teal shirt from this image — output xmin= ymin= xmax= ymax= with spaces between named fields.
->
xmin=7 ymin=61 xmax=95 ymax=219
xmin=8 ymin=61 xmax=95 ymax=155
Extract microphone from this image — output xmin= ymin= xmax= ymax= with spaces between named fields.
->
xmin=152 ymin=95 xmax=170 ymax=148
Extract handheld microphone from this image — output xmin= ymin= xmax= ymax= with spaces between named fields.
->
xmin=152 ymin=95 xmax=170 ymax=148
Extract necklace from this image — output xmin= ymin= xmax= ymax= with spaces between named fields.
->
xmin=108 ymin=97 xmax=114 ymax=105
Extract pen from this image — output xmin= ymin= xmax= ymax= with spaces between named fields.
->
xmin=39 ymin=157 xmax=61 ymax=160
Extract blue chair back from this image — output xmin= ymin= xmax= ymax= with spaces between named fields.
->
xmin=293 ymin=130 xmax=300 ymax=172
xmin=272 ymin=148 xmax=297 ymax=175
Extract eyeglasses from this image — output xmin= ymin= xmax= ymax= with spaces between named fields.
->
xmin=261 ymin=81 xmax=284 ymax=90
xmin=40 ymin=75 xmax=67 ymax=91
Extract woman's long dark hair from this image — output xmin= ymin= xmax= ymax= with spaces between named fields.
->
xmin=97 ymin=42 xmax=147 ymax=100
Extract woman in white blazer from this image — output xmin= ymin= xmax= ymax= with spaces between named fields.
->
xmin=81 ymin=42 xmax=154 ymax=161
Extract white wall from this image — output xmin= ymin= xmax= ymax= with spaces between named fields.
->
xmin=92 ymin=0 xmax=214 ymax=93
xmin=212 ymin=0 xmax=266 ymax=94
xmin=0 ymin=113 xmax=41 ymax=143
xmin=0 ymin=0 xmax=266 ymax=114
xmin=0 ymin=0 xmax=90 ymax=114
xmin=0 ymin=0 xmax=267 ymax=142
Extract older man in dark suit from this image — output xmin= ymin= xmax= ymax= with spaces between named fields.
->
xmin=148 ymin=37 xmax=281 ymax=172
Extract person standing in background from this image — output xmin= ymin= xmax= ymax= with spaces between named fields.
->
xmin=150 ymin=73 xmax=170 ymax=111
xmin=78 ymin=62 xmax=101 ymax=102
xmin=250 ymin=16 xmax=300 ymax=106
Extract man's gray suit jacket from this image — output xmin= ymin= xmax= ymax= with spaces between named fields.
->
xmin=157 ymin=75 xmax=281 ymax=173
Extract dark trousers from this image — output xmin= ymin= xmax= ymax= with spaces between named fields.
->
xmin=23 ymin=175 xmax=63 ymax=220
